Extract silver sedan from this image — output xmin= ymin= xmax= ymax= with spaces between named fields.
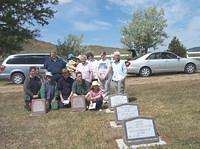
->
xmin=126 ymin=51 xmax=200 ymax=77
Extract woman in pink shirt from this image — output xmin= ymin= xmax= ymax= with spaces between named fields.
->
xmin=76 ymin=55 xmax=92 ymax=83
xmin=85 ymin=80 xmax=103 ymax=110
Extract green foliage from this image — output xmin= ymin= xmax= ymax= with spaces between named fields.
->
xmin=57 ymin=34 xmax=89 ymax=56
xmin=121 ymin=6 xmax=167 ymax=56
xmin=0 ymin=0 xmax=58 ymax=57
xmin=168 ymin=37 xmax=187 ymax=57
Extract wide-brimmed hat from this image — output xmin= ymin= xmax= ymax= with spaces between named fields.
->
xmin=91 ymin=81 xmax=100 ymax=87
xmin=46 ymin=71 xmax=53 ymax=77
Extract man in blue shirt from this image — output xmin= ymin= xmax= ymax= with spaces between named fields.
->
xmin=44 ymin=50 xmax=66 ymax=82
xmin=111 ymin=51 xmax=127 ymax=94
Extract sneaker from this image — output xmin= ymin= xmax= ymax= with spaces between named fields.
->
xmin=99 ymin=109 xmax=102 ymax=112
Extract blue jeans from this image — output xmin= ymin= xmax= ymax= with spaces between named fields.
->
xmin=99 ymin=79 xmax=111 ymax=98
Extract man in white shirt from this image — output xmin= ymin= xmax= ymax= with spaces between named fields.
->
xmin=111 ymin=51 xmax=127 ymax=94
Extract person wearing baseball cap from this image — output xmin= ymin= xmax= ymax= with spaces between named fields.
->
xmin=40 ymin=71 xmax=58 ymax=111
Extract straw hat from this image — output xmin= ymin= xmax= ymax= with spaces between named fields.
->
xmin=91 ymin=81 xmax=100 ymax=87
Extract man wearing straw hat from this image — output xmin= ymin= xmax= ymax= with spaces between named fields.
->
xmin=111 ymin=50 xmax=127 ymax=94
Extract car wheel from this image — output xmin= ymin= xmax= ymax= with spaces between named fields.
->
xmin=139 ymin=67 xmax=151 ymax=77
xmin=185 ymin=63 xmax=196 ymax=74
xmin=11 ymin=72 xmax=25 ymax=84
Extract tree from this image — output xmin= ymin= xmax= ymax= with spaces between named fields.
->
xmin=0 ymin=0 xmax=58 ymax=57
xmin=121 ymin=6 xmax=167 ymax=56
xmin=57 ymin=34 xmax=89 ymax=58
xmin=167 ymin=37 xmax=187 ymax=57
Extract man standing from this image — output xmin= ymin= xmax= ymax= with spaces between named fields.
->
xmin=97 ymin=51 xmax=112 ymax=99
xmin=23 ymin=66 xmax=42 ymax=111
xmin=44 ymin=50 xmax=66 ymax=82
xmin=111 ymin=51 xmax=127 ymax=94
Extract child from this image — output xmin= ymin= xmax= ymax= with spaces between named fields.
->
xmin=85 ymin=80 xmax=103 ymax=110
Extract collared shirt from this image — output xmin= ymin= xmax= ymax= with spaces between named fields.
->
xmin=76 ymin=62 xmax=91 ymax=82
xmin=72 ymin=79 xmax=90 ymax=95
xmin=57 ymin=76 xmax=74 ymax=100
xmin=111 ymin=60 xmax=127 ymax=81
xmin=44 ymin=56 xmax=66 ymax=75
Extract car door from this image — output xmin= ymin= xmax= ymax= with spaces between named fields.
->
xmin=161 ymin=52 xmax=183 ymax=72
xmin=145 ymin=52 xmax=167 ymax=73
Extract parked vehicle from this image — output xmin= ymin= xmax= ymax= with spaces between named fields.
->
xmin=0 ymin=53 xmax=66 ymax=84
xmin=125 ymin=51 xmax=200 ymax=77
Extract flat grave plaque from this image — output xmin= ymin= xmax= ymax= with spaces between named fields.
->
xmin=108 ymin=94 xmax=128 ymax=110
xmin=31 ymin=99 xmax=46 ymax=115
xmin=71 ymin=95 xmax=86 ymax=112
xmin=122 ymin=117 xmax=159 ymax=145
xmin=114 ymin=103 xmax=139 ymax=125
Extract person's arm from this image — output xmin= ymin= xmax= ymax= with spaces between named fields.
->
xmin=23 ymin=77 xmax=34 ymax=97
xmin=91 ymin=90 xmax=103 ymax=101
xmin=59 ymin=91 xmax=64 ymax=102
xmin=53 ymin=83 xmax=59 ymax=100
xmin=104 ymin=61 xmax=112 ymax=79
xmin=122 ymin=61 xmax=127 ymax=79
xmin=89 ymin=63 xmax=93 ymax=82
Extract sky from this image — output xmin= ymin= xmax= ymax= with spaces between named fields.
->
xmin=36 ymin=0 xmax=200 ymax=50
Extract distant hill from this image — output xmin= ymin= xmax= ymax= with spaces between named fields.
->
xmin=21 ymin=39 xmax=130 ymax=56
xmin=21 ymin=39 xmax=56 ymax=53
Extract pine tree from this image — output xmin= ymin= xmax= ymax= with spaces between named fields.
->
xmin=168 ymin=37 xmax=186 ymax=57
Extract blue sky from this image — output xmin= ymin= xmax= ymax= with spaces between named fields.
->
xmin=36 ymin=0 xmax=200 ymax=50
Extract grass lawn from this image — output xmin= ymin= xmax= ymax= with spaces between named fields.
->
xmin=0 ymin=76 xmax=200 ymax=149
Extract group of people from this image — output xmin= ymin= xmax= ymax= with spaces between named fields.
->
xmin=23 ymin=49 xmax=127 ymax=111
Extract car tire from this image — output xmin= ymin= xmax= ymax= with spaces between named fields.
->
xmin=139 ymin=67 xmax=151 ymax=77
xmin=11 ymin=72 xmax=25 ymax=84
xmin=185 ymin=63 xmax=196 ymax=74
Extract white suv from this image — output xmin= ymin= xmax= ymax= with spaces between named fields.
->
xmin=0 ymin=53 xmax=50 ymax=84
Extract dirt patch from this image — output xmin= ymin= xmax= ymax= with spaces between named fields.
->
xmin=0 ymin=85 xmax=23 ymax=93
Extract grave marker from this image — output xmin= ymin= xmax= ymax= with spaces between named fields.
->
xmin=122 ymin=117 xmax=159 ymax=145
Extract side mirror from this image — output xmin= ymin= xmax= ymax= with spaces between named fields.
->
xmin=177 ymin=56 xmax=180 ymax=60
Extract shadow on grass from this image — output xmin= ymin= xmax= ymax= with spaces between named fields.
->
xmin=128 ymin=96 xmax=137 ymax=102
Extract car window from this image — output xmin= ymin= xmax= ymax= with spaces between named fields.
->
xmin=6 ymin=56 xmax=26 ymax=64
xmin=161 ymin=53 xmax=177 ymax=59
xmin=147 ymin=53 xmax=161 ymax=60
xmin=25 ymin=55 xmax=47 ymax=64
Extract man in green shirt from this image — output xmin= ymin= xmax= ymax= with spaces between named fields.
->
xmin=70 ymin=71 xmax=90 ymax=97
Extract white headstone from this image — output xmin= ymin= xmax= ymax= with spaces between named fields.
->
xmin=114 ymin=103 xmax=139 ymax=125
xmin=108 ymin=94 xmax=128 ymax=110
xmin=122 ymin=117 xmax=159 ymax=145
xmin=31 ymin=99 xmax=46 ymax=114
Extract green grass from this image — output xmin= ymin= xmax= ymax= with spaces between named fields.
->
xmin=0 ymin=76 xmax=200 ymax=149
